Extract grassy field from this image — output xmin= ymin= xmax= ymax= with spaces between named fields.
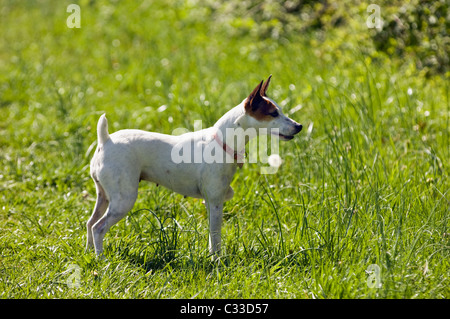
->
xmin=0 ymin=1 xmax=448 ymax=298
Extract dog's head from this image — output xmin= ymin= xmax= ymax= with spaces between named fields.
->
xmin=238 ymin=75 xmax=302 ymax=140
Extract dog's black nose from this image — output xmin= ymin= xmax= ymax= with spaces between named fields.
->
xmin=295 ymin=123 xmax=303 ymax=133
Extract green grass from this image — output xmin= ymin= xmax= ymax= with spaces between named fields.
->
xmin=0 ymin=1 xmax=448 ymax=298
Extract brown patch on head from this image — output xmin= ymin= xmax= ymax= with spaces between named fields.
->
xmin=245 ymin=97 xmax=278 ymax=121
xmin=244 ymin=75 xmax=278 ymax=121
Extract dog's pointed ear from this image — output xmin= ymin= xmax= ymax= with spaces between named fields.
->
xmin=261 ymin=74 xmax=272 ymax=96
xmin=245 ymin=80 xmax=264 ymax=112
xmin=248 ymin=80 xmax=264 ymax=101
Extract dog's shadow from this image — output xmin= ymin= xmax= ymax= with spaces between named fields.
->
xmin=115 ymin=208 xmax=218 ymax=272
xmin=121 ymin=249 xmax=220 ymax=274
xmin=120 ymin=248 xmax=179 ymax=272
xmin=114 ymin=208 xmax=180 ymax=271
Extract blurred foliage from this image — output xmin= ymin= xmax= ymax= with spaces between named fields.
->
xmin=371 ymin=0 xmax=449 ymax=76
xmin=205 ymin=0 xmax=449 ymax=76
xmin=205 ymin=0 xmax=348 ymax=37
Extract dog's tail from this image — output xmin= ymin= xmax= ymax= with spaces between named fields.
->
xmin=97 ymin=113 xmax=110 ymax=145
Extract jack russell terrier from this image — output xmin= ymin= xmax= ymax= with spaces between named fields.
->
xmin=86 ymin=75 xmax=302 ymax=258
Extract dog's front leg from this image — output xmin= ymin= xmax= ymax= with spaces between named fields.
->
xmin=206 ymin=201 xmax=224 ymax=259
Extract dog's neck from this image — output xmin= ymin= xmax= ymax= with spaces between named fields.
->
xmin=212 ymin=100 xmax=256 ymax=156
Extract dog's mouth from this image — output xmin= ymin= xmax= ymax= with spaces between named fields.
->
xmin=271 ymin=124 xmax=302 ymax=141
xmin=278 ymin=133 xmax=295 ymax=141
xmin=271 ymin=131 xmax=295 ymax=141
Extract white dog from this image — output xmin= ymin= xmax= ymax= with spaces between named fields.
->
xmin=86 ymin=76 xmax=302 ymax=258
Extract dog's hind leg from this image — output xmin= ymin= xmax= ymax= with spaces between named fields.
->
xmin=91 ymin=188 xmax=138 ymax=256
xmin=86 ymin=181 xmax=109 ymax=251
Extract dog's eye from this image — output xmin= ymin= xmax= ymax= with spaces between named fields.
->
xmin=269 ymin=111 xmax=279 ymax=117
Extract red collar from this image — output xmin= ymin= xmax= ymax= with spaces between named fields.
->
xmin=212 ymin=131 xmax=244 ymax=168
